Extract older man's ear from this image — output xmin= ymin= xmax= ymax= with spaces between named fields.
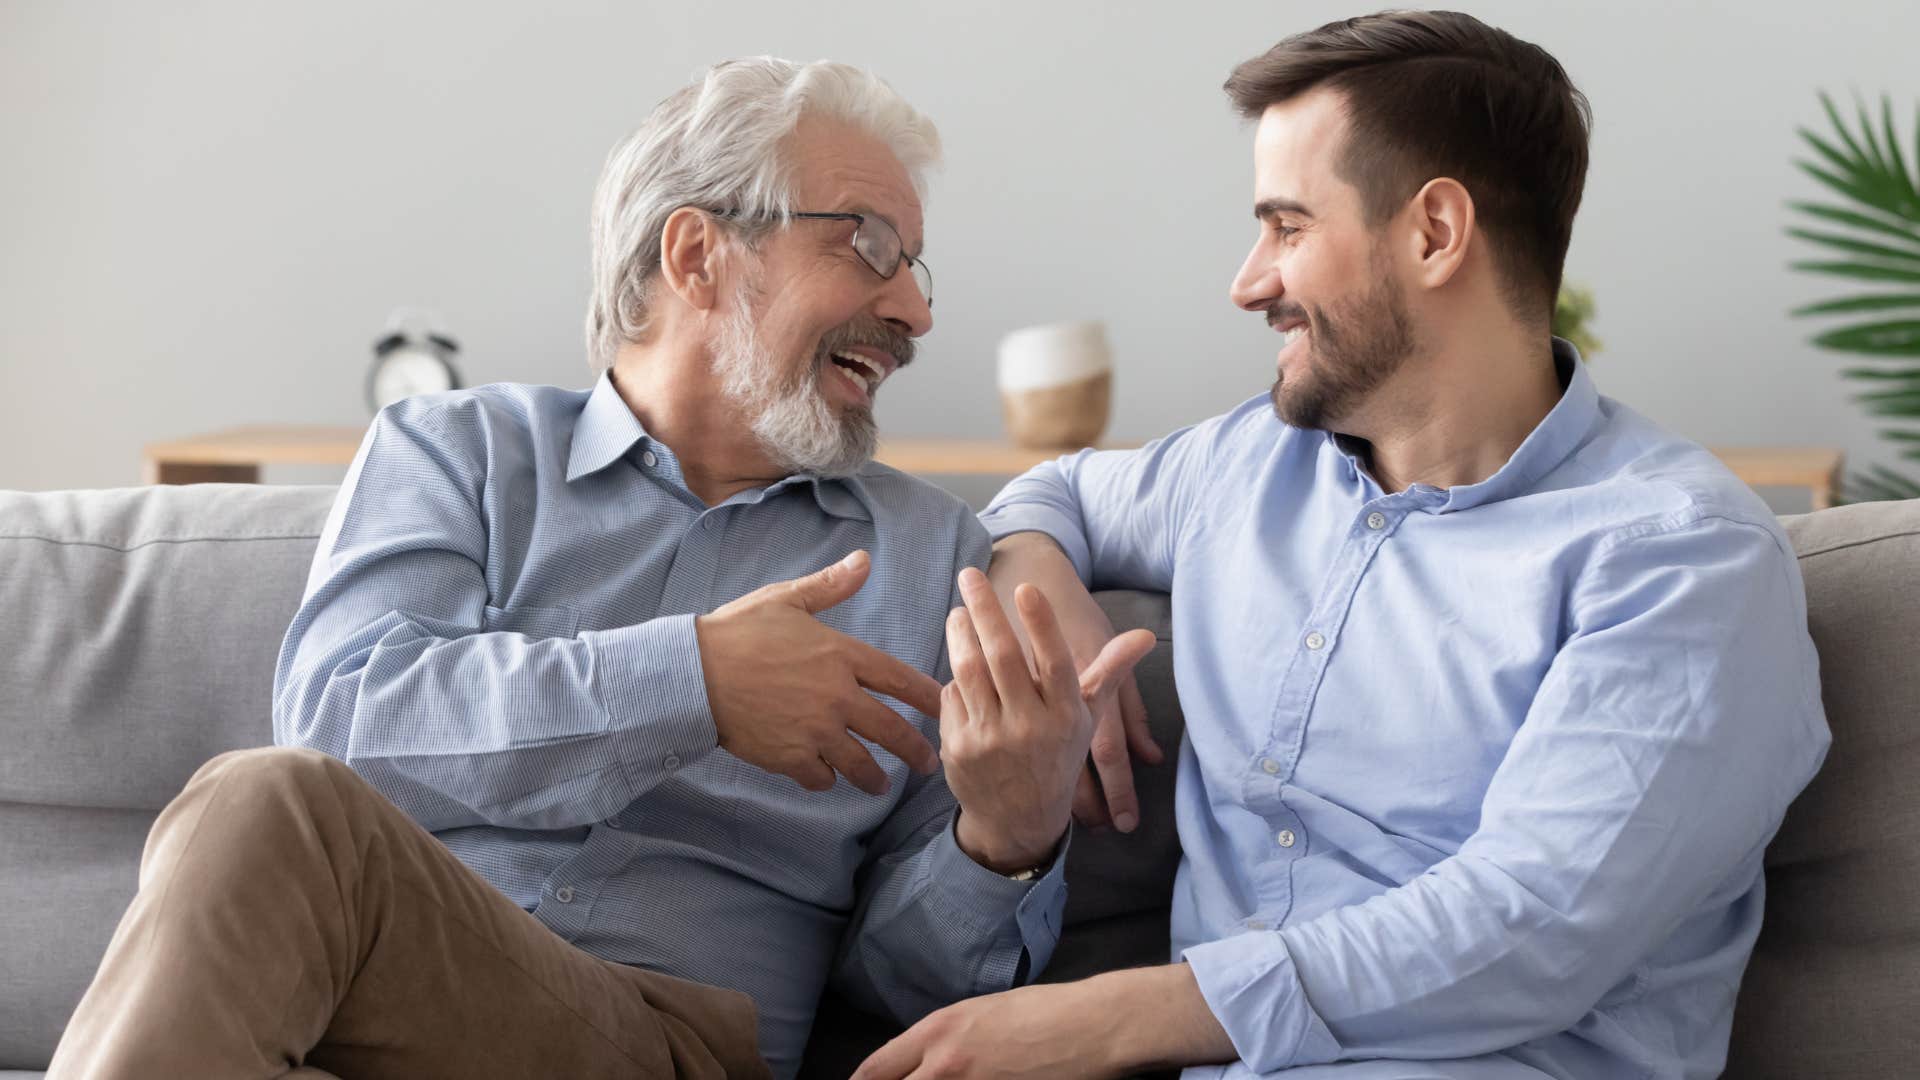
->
xmin=658 ymin=204 xmax=725 ymax=312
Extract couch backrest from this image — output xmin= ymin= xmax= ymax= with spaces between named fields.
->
xmin=1 ymin=484 xmax=1916 ymax=1073
xmin=0 ymin=484 xmax=335 ymax=1068
xmin=1728 ymin=500 xmax=1920 ymax=1077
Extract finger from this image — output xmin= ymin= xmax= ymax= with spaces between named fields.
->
xmin=852 ymin=1025 xmax=925 ymax=1080
xmin=789 ymin=754 xmax=836 ymax=793
xmin=957 ymin=567 xmax=1038 ymax=709
xmin=1013 ymin=583 xmax=1080 ymax=708
xmin=945 ymin=605 xmax=1000 ymax=721
xmin=818 ymin=733 xmax=890 ymax=796
xmin=1087 ymin=701 xmax=1140 ymax=833
xmin=847 ymin=636 xmax=945 ymax=720
xmin=1078 ymin=629 xmax=1158 ymax=701
xmin=782 ymin=549 xmax=871 ymax=615
xmin=1071 ymin=764 xmax=1111 ymax=828
xmin=939 ymin=679 xmax=969 ymax=728
xmin=1119 ymin=674 xmax=1164 ymax=765
xmin=843 ymin=689 xmax=939 ymax=775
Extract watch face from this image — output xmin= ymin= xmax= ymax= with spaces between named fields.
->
xmin=371 ymin=346 xmax=456 ymax=409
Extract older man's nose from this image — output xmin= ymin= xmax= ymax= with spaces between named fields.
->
xmin=877 ymin=264 xmax=933 ymax=338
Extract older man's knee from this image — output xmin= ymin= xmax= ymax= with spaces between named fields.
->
xmin=172 ymin=747 xmax=382 ymax=841
xmin=190 ymin=745 xmax=351 ymax=796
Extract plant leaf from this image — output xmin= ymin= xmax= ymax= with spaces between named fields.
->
xmin=1879 ymin=428 xmax=1920 ymax=440
xmin=1855 ymin=395 xmax=1920 ymax=419
xmin=1792 ymin=259 xmax=1920 ymax=284
xmin=1797 ymin=129 xmax=1882 ymax=193
xmin=1882 ymin=95 xmax=1920 ymax=204
xmin=1793 ymin=293 xmax=1920 ymax=316
xmin=1787 ymin=228 xmax=1920 ymax=266
xmin=1796 ymin=161 xmax=1898 ymax=214
xmin=1820 ymin=91 xmax=1871 ymax=168
xmin=1856 ymin=93 xmax=1895 ymax=181
xmin=1813 ymin=319 xmax=1920 ymax=354
xmin=1840 ymin=367 xmax=1920 ymax=381
xmin=1843 ymin=464 xmax=1920 ymax=502
xmin=1787 ymin=202 xmax=1920 ymax=249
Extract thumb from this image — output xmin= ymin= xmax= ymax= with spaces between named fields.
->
xmin=784 ymin=549 xmax=871 ymax=614
xmin=1079 ymin=629 xmax=1157 ymax=700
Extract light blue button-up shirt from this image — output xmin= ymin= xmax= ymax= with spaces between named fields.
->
xmin=981 ymin=342 xmax=1828 ymax=1079
xmin=273 ymin=375 xmax=1067 ymax=1077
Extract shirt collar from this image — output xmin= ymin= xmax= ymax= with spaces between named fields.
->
xmin=566 ymin=372 xmax=650 ymax=483
xmin=1437 ymin=337 xmax=1598 ymax=512
xmin=1326 ymin=337 xmax=1600 ymax=513
xmin=565 ymin=372 xmax=873 ymax=522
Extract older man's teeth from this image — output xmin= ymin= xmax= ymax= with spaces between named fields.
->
xmin=831 ymin=351 xmax=884 ymax=392
xmin=838 ymin=367 xmax=868 ymax=395
xmin=1280 ymin=328 xmax=1306 ymax=349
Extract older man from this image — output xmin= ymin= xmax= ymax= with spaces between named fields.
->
xmin=860 ymin=11 xmax=1829 ymax=1080
xmin=48 ymin=58 xmax=1148 ymax=1080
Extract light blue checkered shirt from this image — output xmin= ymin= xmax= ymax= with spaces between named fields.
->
xmin=273 ymin=374 xmax=1066 ymax=1076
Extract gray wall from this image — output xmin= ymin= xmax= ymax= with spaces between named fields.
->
xmin=4 ymin=0 xmax=1917 ymax=503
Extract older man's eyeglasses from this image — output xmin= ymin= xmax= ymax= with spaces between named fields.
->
xmin=714 ymin=209 xmax=933 ymax=308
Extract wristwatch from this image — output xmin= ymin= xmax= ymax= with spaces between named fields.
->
xmin=1002 ymin=844 xmax=1059 ymax=882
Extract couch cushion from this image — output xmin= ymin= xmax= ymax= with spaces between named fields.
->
xmin=1042 ymin=590 xmax=1182 ymax=967
xmin=0 ymin=484 xmax=332 ymax=1068
xmin=0 ymin=484 xmax=333 ymax=812
xmin=1727 ymin=499 xmax=1920 ymax=1077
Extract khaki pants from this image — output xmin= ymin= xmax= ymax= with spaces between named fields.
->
xmin=48 ymin=747 xmax=770 ymax=1079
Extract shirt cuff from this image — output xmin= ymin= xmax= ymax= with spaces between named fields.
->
xmin=581 ymin=613 xmax=720 ymax=796
xmin=978 ymin=503 xmax=1094 ymax=585
xmin=1181 ymin=930 xmax=1341 ymax=1073
xmin=923 ymin=813 xmax=1071 ymax=989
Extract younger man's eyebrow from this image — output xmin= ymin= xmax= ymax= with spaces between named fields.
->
xmin=1253 ymin=197 xmax=1315 ymax=222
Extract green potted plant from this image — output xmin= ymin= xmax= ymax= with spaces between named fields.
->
xmin=1553 ymin=282 xmax=1602 ymax=359
xmin=1787 ymin=91 xmax=1920 ymax=502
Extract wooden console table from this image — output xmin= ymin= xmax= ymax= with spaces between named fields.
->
xmin=140 ymin=427 xmax=1118 ymax=484
xmin=143 ymin=427 xmax=1845 ymax=509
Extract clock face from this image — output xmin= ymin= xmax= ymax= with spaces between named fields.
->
xmin=370 ymin=345 xmax=456 ymax=410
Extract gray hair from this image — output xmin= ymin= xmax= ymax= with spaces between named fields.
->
xmin=585 ymin=57 xmax=942 ymax=371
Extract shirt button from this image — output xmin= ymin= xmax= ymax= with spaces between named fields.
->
xmin=1245 ymin=918 xmax=1267 ymax=930
xmin=1276 ymin=829 xmax=1297 ymax=848
xmin=1366 ymin=512 xmax=1387 ymax=530
xmin=702 ymin=517 xmax=716 ymax=531
xmin=1304 ymin=631 xmax=1326 ymax=651
xmin=663 ymin=753 xmax=682 ymax=771
xmin=1260 ymin=758 xmax=1280 ymax=775
xmin=642 ymin=450 xmax=657 ymax=467
xmin=554 ymin=886 xmax=575 ymax=904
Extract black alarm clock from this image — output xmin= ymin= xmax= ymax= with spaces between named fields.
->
xmin=366 ymin=319 xmax=462 ymax=414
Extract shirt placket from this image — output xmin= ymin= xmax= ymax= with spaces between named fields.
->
xmin=1244 ymin=495 xmax=1420 ymax=925
xmin=537 ymin=450 xmax=726 ymax=939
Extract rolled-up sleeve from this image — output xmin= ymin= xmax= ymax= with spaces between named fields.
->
xmin=1183 ymin=512 xmax=1830 ymax=1072
xmin=980 ymin=413 xmax=1234 ymax=593
xmin=272 ymin=401 xmax=718 ymax=832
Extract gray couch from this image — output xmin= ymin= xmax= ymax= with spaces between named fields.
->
xmin=0 ymin=483 xmax=1915 ymax=1078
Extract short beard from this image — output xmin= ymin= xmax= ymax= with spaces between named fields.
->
xmin=711 ymin=282 xmax=878 ymax=478
xmin=1268 ymin=246 xmax=1417 ymax=431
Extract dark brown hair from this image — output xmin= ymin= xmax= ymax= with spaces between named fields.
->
xmin=1226 ymin=10 xmax=1590 ymax=321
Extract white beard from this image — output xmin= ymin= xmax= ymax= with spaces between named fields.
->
xmin=710 ymin=289 xmax=877 ymax=478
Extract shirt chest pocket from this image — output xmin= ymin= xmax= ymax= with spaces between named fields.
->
xmin=480 ymin=603 xmax=581 ymax=640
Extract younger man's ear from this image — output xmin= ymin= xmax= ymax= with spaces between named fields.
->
xmin=659 ymin=206 xmax=724 ymax=311
xmin=1405 ymin=177 xmax=1475 ymax=290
